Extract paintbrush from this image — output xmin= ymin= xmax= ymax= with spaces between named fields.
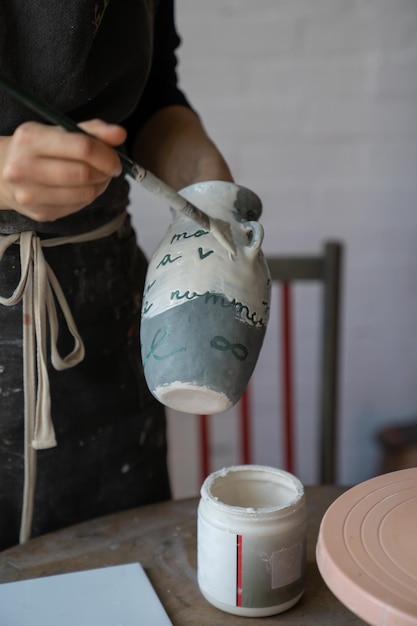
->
xmin=0 ymin=75 xmax=236 ymax=256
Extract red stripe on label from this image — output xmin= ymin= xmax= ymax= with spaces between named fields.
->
xmin=236 ymin=534 xmax=243 ymax=606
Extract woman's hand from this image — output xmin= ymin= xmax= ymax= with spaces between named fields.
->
xmin=0 ymin=119 xmax=126 ymax=221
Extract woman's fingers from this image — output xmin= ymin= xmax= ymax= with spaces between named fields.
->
xmin=10 ymin=180 xmax=111 ymax=217
xmin=4 ymin=121 xmax=124 ymax=182
xmin=79 ymin=118 xmax=127 ymax=148
xmin=0 ymin=120 xmax=127 ymax=220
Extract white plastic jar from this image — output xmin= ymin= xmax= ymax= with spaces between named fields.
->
xmin=197 ymin=465 xmax=307 ymax=617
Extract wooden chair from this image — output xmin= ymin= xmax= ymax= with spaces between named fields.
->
xmin=198 ymin=241 xmax=343 ymax=485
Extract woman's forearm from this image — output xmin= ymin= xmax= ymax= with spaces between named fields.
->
xmin=130 ymin=105 xmax=233 ymax=190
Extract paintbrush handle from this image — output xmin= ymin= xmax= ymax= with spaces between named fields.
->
xmin=134 ymin=169 xmax=210 ymax=230
xmin=0 ymin=75 xmax=79 ymax=131
xmin=0 ymin=75 xmax=138 ymax=176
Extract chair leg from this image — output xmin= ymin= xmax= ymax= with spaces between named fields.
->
xmin=239 ymin=387 xmax=252 ymax=465
xmin=281 ymin=282 xmax=295 ymax=474
xmin=320 ymin=242 xmax=342 ymax=484
xmin=199 ymin=414 xmax=210 ymax=483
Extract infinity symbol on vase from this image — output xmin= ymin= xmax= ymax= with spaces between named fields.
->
xmin=210 ymin=336 xmax=248 ymax=361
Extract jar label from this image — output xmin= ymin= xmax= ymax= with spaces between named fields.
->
xmin=271 ymin=542 xmax=305 ymax=589
xmin=198 ymin=516 xmax=305 ymax=609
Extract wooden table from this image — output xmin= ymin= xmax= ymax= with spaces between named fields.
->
xmin=0 ymin=486 xmax=367 ymax=625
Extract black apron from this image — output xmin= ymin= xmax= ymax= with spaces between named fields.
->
xmin=0 ymin=180 xmax=170 ymax=551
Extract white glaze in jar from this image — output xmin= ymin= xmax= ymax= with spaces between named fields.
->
xmin=197 ymin=465 xmax=307 ymax=617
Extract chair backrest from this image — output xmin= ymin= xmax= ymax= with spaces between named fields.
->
xmin=198 ymin=241 xmax=343 ymax=485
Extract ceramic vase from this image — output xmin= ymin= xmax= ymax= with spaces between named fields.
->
xmin=140 ymin=180 xmax=271 ymax=414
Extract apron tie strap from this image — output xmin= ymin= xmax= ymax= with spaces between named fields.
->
xmin=0 ymin=211 xmax=128 ymax=543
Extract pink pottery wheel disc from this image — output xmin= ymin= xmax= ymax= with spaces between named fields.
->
xmin=316 ymin=468 xmax=417 ymax=625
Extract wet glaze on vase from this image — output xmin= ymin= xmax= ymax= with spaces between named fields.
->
xmin=140 ymin=181 xmax=271 ymax=414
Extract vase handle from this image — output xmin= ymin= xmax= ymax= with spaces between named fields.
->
xmin=242 ymin=220 xmax=264 ymax=257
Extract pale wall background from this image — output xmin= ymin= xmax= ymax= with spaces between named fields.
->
xmin=130 ymin=0 xmax=417 ymax=495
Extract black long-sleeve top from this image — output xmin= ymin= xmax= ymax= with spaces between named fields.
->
xmin=0 ymin=0 xmax=191 ymax=234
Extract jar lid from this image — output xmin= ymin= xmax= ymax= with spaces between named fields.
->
xmin=316 ymin=468 xmax=417 ymax=625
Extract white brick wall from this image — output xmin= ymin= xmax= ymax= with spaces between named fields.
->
xmin=130 ymin=0 xmax=417 ymax=493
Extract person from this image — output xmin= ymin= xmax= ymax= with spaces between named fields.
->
xmin=0 ymin=0 xmax=233 ymax=551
